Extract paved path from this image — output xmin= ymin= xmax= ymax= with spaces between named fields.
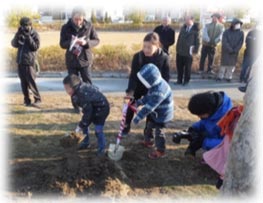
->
xmin=4 ymin=77 xmax=244 ymax=100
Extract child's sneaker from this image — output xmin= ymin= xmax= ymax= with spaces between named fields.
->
xmin=141 ymin=140 xmax=154 ymax=148
xmin=148 ymin=150 xmax=166 ymax=159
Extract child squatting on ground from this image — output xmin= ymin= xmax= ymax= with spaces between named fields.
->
xmin=63 ymin=74 xmax=110 ymax=155
xmin=172 ymin=91 xmax=232 ymax=157
xmin=132 ymin=63 xmax=174 ymax=159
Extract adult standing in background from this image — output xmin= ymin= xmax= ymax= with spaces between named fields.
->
xmin=60 ymin=7 xmax=100 ymax=112
xmin=239 ymin=26 xmax=259 ymax=83
xmin=153 ymin=16 xmax=175 ymax=55
xmin=123 ymin=32 xmax=170 ymax=136
xmin=11 ymin=17 xmax=41 ymax=106
xmin=199 ymin=13 xmax=224 ymax=74
xmin=175 ymin=16 xmax=200 ymax=85
xmin=217 ymin=18 xmax=244 ymax=82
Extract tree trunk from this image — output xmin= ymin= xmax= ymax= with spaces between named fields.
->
xmin=220 ymin=62 xmax=258 ymax=196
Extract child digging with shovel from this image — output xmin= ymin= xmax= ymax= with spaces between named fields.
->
xmin=63 ymin=74 xmax=110 ymax=156
xmin=133 ymin=63 xmax=174 ymax=159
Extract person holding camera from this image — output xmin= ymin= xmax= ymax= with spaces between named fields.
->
xmin=11 ymin=17 xmax=41 ymax=106
xmin=172 ymin=91 xmax=232 ymax=157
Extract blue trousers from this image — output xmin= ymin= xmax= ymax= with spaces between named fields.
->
xmin=82 ymin=125 xmax=106 ymax=152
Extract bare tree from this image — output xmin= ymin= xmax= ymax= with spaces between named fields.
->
xmin=220 ymin=60 xmax=259 ymax=196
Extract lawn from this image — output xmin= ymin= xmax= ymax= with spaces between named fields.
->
xmin=5 ymin=92 xmax=225 ymax=199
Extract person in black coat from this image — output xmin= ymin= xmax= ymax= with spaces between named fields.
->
xmin=63 ymin=74 xmax=110 ymax=155
xmin=153 ymin=16 xmax=175 ymax=54
xmin=11 ymin=17 xmax=41 ymax=106
xmin=176 ymin=16 xmax=200 ymax=85
xmin=217 ymin=18 xmax=244 ymax=82
xmin=60 ymin=7 xmax=100 ymax=111
xmin=239 ymin=27 xmax=259 ymax=83
xmin=123 ymin=32 xmax=170 ymax=136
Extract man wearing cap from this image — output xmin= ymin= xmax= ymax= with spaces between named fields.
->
xmin=60 ymin=7 xmax=100 ymax=112
xmin=153 ymin=16 xmax=175 ymax=54
xmin=11 ymin=17 xmax=41 ymax=106
xmin=199 ymin=13 xmax=224 ymax=74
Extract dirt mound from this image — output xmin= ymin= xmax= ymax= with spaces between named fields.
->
xmin=59 ymin=132 xmax=83 ymax=148
xmin=10 ymin=150 xmax=133 ymax=197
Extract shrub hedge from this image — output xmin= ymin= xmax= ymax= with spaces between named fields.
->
xmin=7 ymin=43 xmax=245 ymax=74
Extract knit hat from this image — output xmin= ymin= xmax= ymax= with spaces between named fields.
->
xmin=137 ymin=63 xmax=162 ymax=88
xmin=188 ymin=91 xmax=217 ymax=116
xmin=20 ymin=17 xmax=32 ymax=26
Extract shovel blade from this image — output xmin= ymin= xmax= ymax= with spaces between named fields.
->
xmin=108 ymin=144 xmax=125 ymax=161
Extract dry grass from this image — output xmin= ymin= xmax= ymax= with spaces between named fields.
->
xmin=5 ymin=30 xmax=245 ymax=73
xmin=5 ymin=92 xmax=225 ymax=198
xmin=5 ymin=31 xmax=148 ymax=49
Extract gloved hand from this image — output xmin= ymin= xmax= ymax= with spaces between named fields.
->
xmin=128 ymin=101 xmax=137 ymax=113
xmin=136 ymin=99 xmax=144 ymax=107
xmin=133 ymin=116 xmax=140 ymax=125
xmin=75 ymin=125 xmax=82 ymax=133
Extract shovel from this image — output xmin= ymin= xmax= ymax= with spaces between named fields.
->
xmin=108 ymin=97 xmax=137 ymax=161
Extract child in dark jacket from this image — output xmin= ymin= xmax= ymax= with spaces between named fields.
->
xmin=173 ymin=91 xmax=232 ymax=157
xmin=133 ymin=63 xmax=174 ymax=159
xmin=63 ymin=74 xmax=110 ymax=155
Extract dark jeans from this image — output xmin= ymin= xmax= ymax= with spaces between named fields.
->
xmin=144 ymin=119 xmax=167 ymax=152
xmin=82 ymin=106 xmax=110 ymax=152
xmin=68 ymin=66 xmax=92 ymax=108
xmin=187 ymin=131 xmax=206 ymax=153
xmin=18 ymin=65 xmax=41 ymax=104
xmin=176 ymin=54 xmax=193 ymax=83
xmin=240 ymin=55 xmax=254 ymax=82
xmin=82 ymin=125 xmax=106 ymax=152
xmin=199 ymin=45 xmax=216 ymax=72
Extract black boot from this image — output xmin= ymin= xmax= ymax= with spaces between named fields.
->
xmin=184 ymin=147 xmax=196 ymax=157
xmin=216 ymin=177 xmax=223 ymax=189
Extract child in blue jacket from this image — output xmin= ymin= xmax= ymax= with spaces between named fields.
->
xmin=133 ymin=63 xmax=174 ymax=159
xmin=173 ymin=91 xmax=232 ymax=157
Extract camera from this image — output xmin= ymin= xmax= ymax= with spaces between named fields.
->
xmin=172 ymin=128 xmax=201 ymax=144
xmin=18 ymin=34 xmax=25 ymax=45
xmin=172 ymin=131 xmax=192 ymax=144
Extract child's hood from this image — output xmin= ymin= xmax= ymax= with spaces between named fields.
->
xmin=208 ymin=92 xmax=232 ymax=121
xmin=137 ymin=63 xmax=162 ymax=88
